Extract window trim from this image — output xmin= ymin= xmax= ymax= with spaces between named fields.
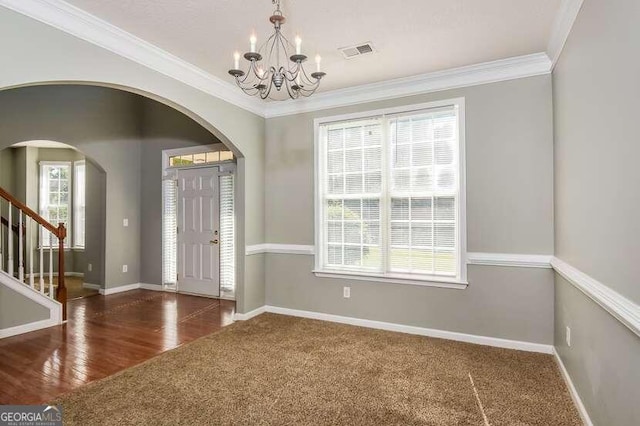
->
xmin=313 ymin=98 xmax=467 ymax=287
xmin=39 ymin=160 xmax=72 ymax=249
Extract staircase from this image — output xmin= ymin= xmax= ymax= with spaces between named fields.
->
xmin=0 ymin=186 xmax=67 ymax=321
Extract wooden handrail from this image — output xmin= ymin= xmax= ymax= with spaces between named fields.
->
xmin=0 ymin=187 xmax=62 ymax=237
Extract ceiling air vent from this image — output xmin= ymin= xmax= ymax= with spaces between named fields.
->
xmin=339 ymin=42 xmax=376 ymax=59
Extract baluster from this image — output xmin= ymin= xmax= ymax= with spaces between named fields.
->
xmin=48 ymin=231 xmax=54 ymax=298
xmin=18 ymin=211 xmax=24 ymax=282
xmin=7 ymin=202 xmax=13 ymax=276
xmin=0 ymin=208 xmax=4 ymax=272
xmin=39 ymin=224 xmax=44 ymax=294
xmin=29 ymin=217 xmax=34 ymax=289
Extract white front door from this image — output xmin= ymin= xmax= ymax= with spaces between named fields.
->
xmin=177 ymin=167 xmax=220 ymax=297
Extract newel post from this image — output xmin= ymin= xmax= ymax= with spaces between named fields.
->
xmin=57 ymin=223 xmax=67 ymax=321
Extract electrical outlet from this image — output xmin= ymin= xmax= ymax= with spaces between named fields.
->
xmin=122 ymin=264 xmax=128 ymax=273
xmin=123 ymin=218 xmax=129 ymax=227
xmin=343 ymin=286 xmax=350 ymax=298
xmin=88 ymin=263 xmax=92 ymax=272
xmin=566 ymin=326 xmax=571 ymax=347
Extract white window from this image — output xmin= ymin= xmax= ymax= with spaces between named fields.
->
xmin=40 ymin=162 xmax=71 ymax=247
xmin=73 ymin=161 xmax=86 ymax=248
xmin=314 ymin=99 xmax=466 ymax=286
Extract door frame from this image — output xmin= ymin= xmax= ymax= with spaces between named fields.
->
xmin=161 ymin=144 xmax=237 ymax=299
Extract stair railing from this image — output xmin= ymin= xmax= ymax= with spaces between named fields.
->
xmin=0 ymin=187 xmax=67 ymax=320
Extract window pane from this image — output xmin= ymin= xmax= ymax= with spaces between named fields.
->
xmin=327 ymin=200 xmax=343 ymax=220
xmin=344 ymin=246 xmax=361 ymax=266
xmin=411 ymin=198 xmax=432 ymax=220
xmin=328 ymin=129 xmax=343 ymax=150
xmin=327 ymin=222 xmax=342 ymax=244
xmin=343 ymin=200 xmax=361 ymax=220
xmin=345 ymin=174 xmax=363 ymax=194
xmin=391 ymin=198 xmax=409 ymax=221
xmin=411 ymin=223 xmax=433 ymax=247
xmin=327 ymin=245 xmax=343 ymax=265
xmin=344 ymin=149 xmax=362 ymax=173
xmin=363 ymin=221 xmax=380 ymax=245
xmin=193 ymin=153 xmax=207 ymax=164
xmin=362 ymin=199 xmax=379 ymax=220
xmin=320 ymin=107 xmax=460 ymax=278
xmin=219 ymin=151 xmax=234 ymax=161
xmin=435 ymin=197 xmax=455 ymax=221
xmin=364 ymin=172 xmax=381 ymax=193
xmin=344 ymin=126 xmax=362 ymax=149
xmin=327 ymin=151 xmax=343 ymax=173
xmin=391 ymin=223 xmax=409 ymax=246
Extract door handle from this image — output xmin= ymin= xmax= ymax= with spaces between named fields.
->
xmin=210 ymin=239 xmax=219 ymax=245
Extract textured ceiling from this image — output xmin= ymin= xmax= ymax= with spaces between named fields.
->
xmin=63 ymin=0 xmax=562 ymax=92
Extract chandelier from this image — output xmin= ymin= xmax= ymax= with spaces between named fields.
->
xmin=228 ymin=0 xmax=326 ymax=100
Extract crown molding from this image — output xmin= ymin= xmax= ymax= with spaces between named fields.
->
xmin=0 ymin=0 xmax=267 ymax=117
xmin=2 ymin=1 xmax=556 ymax=119
xmin=264 ymin=53 xmax=552 ymax=118
xmin=547 ymin=0 xmax=585 ymax=68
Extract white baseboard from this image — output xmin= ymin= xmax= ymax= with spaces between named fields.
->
xmin=99 ymin=283 xmax=141 ymax=295
xmin=234 ymin=305 xmax=266 ymax=321
xmin=98 ymin=283 xmax=173 ymax=295
xmin=0 ymin=318 xmax=59 ymax=339
xmin=82 ymin=282 xmax=101 ymax=290
xmin=140 ymin=283 xmax=166 ymax=291
xmin=553 ymin=348 xmax=593 ymax=426
xmin=26 ymin=271 xmax=84 ymax=278
xmin=252 ymin=305 xmax=553 ymax=354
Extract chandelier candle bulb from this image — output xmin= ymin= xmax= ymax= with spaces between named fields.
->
xmin=315 ymin=55 xmax=322 ymax=73
xmin=233 ymin=52 xmax=240 ymax=70
xmin=295 ymin=36 xmax=302 ymax=55
xmin=250 ymin=34 xmax=257 ymax=52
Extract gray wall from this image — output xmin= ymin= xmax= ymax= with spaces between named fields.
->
xmin=0 ymin=285 xmax=49 ymax=329
xmin=0 ymin=85 xmax=142 ymax=290
xmin=265 ymin=76 xmax=555 ymax=343
xmin=553 ymin=0 xmax=640 ymax=424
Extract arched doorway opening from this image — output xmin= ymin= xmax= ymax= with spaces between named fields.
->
xmin=0 ymin=140 xmax=107 ymax=300
xmin=0 ymin=84 xmax=245 ymax=312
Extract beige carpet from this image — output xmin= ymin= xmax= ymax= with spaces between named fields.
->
xmin=54 ymin=314 xmax=581 ymax=425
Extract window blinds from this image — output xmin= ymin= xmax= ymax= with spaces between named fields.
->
xmin=162 ymin=179 xmax=177 ymax=285
xmin=73 ymin=161 xmax=86 ymax=248
xmin=219 ymin=174 xmax=235 ymax=294
xmin=320 ymin=105 xmax=460 ymax=279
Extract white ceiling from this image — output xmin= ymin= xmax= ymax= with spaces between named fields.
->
xmin=62 ymin=0 xmax=562 ymax=93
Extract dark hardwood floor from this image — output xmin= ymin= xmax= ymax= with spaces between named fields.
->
xmin=0 ymin=290 xmax=235 ymax=404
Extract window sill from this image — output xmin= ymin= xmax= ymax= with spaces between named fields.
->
xmin=312 ymin=269 xmax=468 ymax=290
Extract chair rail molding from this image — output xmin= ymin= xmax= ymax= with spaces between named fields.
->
xmin=551 ymin=257 xmax=640 ymax=337
xmin=467 ymin=252 xmax=553 ymax=269
xmin=246 ymin=244 xmax=315 ymax=256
